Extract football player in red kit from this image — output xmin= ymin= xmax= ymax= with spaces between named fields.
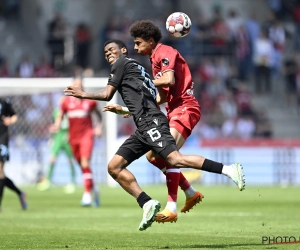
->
xmin=129 ymin=20 xmax=245 ymax=222
xmin=51 ymin=79 xmax=102 ymax=206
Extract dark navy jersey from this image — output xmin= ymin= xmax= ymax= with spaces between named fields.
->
xmin=0 ymin=98 xmax=16 ymax=145
xmin=107 ymin=54 xmax=159 ymax=122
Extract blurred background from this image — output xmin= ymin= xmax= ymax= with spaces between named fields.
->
xmin=0 ymin=0 xmax=299 ymax=187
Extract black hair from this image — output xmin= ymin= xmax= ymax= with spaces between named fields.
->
xmin=129 ymin=20 xmax=162 ymax=43
xmin=104 ymin=39 xmax=128 ymax=55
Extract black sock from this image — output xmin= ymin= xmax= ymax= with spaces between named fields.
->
xmin=137 ymin=191 xmax=152 ymax=208
xmin=201 ymin=159 xmax=223 ymax=174
xmin=0 ymin=178 xmax=5 ymax=207
xmin=5 ymin=177 xmax=21 ymax=195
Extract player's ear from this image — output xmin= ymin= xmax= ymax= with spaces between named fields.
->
xmin=149 ymin=37 xmax=155 ymax=46
xmin=121 ymin=47 xmax=127 ymax=54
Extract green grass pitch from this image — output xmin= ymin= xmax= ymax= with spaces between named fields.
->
xmin=0 ymin=185 xmax=299 ymax=250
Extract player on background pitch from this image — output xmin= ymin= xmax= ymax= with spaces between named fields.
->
xmin=63 ymin=39 xmax=245 ymax=231
xmin=50 ymin=83 xmax=103 ymax=207
xmin=37 ymin=96 xmax=76 ymax=194
xmin=0 ymin=98 xmax=27 ymax=211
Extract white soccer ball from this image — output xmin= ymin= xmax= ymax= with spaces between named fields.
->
xmin=166 ymin=12 xmax=192 ymax=38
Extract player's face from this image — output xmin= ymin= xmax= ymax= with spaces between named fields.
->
xmin=133 ymin=37 xmax=153 ymax=56
xmin=104 ymin=43 xmax=125 ymax=65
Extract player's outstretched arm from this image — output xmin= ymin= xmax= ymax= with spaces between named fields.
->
xmin=65 ymin=83 xmax=117 ymax=102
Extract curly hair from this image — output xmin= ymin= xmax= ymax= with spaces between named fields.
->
xmin=129 ymin=20 xmax=162 ymax=43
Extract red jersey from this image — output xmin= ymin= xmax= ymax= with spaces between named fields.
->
xmin=61 ymin=96 xmax=97 ymax=142
xmin=150 ymin=43 xmax=200 ymax=112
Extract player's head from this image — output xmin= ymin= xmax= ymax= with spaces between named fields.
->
xmin=129 ymin=20 xmax=162 ymax=56
xmin=104 ymin=39 xmax=128 ymax=65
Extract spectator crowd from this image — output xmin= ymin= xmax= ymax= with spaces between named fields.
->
xmin=1 ymin=0 xmax=300 ymax=141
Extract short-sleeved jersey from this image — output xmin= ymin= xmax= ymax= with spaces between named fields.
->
xmin=108 ymin=54 xmax=159 ymax=123
xmin=61 ymin=96 xmax=97 ymax=142
xmin=0 ymin=98 xmax=16 ymax=145
xmin=150 ymin=43 xmax=200 ymax=112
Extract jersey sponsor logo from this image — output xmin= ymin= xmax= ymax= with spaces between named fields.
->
xmin=153 ymin=118 xmax=158 ymax=125
xmin=157 ymin=141 xmax=163 ymax=147
xmin=67 ymin=110 xmax=89 ymax=118
xmin=82 ymin=102 xmax=90 ymax=110
xmin=162 ymin=58 xmax=169 ymax=66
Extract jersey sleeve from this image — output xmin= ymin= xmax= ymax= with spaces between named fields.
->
xmin=90 ymin=100 xmax=97 ymax=110
xmin=156 ymin=46 xmax=177 ymax=73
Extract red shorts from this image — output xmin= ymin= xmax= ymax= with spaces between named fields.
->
xmin=69 ymin=132 xmax=94 ymax=162
xmin=167 ymin=105 xmax=201 ymax=140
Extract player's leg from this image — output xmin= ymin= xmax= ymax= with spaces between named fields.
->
xmin=165 ymin=151 xmax=246 ymax=191
xmin=62 ymin=141 xmax=76 ymax=194
xmin=169 ymin=127 xmax=204 ymax=214
xmin=146 ymin=113 xmax=203 ymax=220
xmin=37 ymin=136 xmax=61 ymax=191
xmin=79 ymin=134 xmax=97 ymax=206
xmin=0 ymin=161 xmax=5 ymax=211
xmin=110 ymin=134 xmax=161 ymax=231
xmin=0 ymin=148 xmax=27 ymax=210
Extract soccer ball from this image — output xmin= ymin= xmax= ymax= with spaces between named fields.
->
xmin=166 ymin=12 xmax=192 ymax=38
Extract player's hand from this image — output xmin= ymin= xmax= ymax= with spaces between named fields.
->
xmin=1 ymin=116 xmax=12 ymax=126
xmin=64 ymin=86 xmax=84 ymax=98
xmin=122 ymin=114 xmax=131 ymax=118
xmin=49 ymin=124 xmax=59 ymax=133
xmin=103 ymin=104 xmax=123 ymax=114
xmin=94 ymin=126 xmax=102 ymax=137
xmin=103 ymin=104 xmax=132 ymax=117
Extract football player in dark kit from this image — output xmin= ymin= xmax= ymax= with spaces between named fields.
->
xmin=64 ymin=39 xmax=245 ymax=231
xmin=0 ymin=98 xmax=27 ymax=211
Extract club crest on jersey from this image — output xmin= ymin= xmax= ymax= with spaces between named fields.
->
xmin=162 ymin=58 xmax=169 ymax=66
xmin=153 ymin=118 xmax=158 ymax=125
xmin=108 ymin=74 xmax=114 ymax=80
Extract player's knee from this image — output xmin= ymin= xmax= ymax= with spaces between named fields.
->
xmin=165 ymin=151 xmax=182 ymax=167
xmin=107 ymin=162 xmax=120 ymax=179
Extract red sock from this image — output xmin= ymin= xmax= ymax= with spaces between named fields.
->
xmin=82 ymin=167 xmax=93 ymax=193
xmin=179 ymin=173 xmax=191 ymax=191
xmin=166 ymin=166 xmax=180 ymax=202
xmin=150 ymin=158 xmax=191 ymax=191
